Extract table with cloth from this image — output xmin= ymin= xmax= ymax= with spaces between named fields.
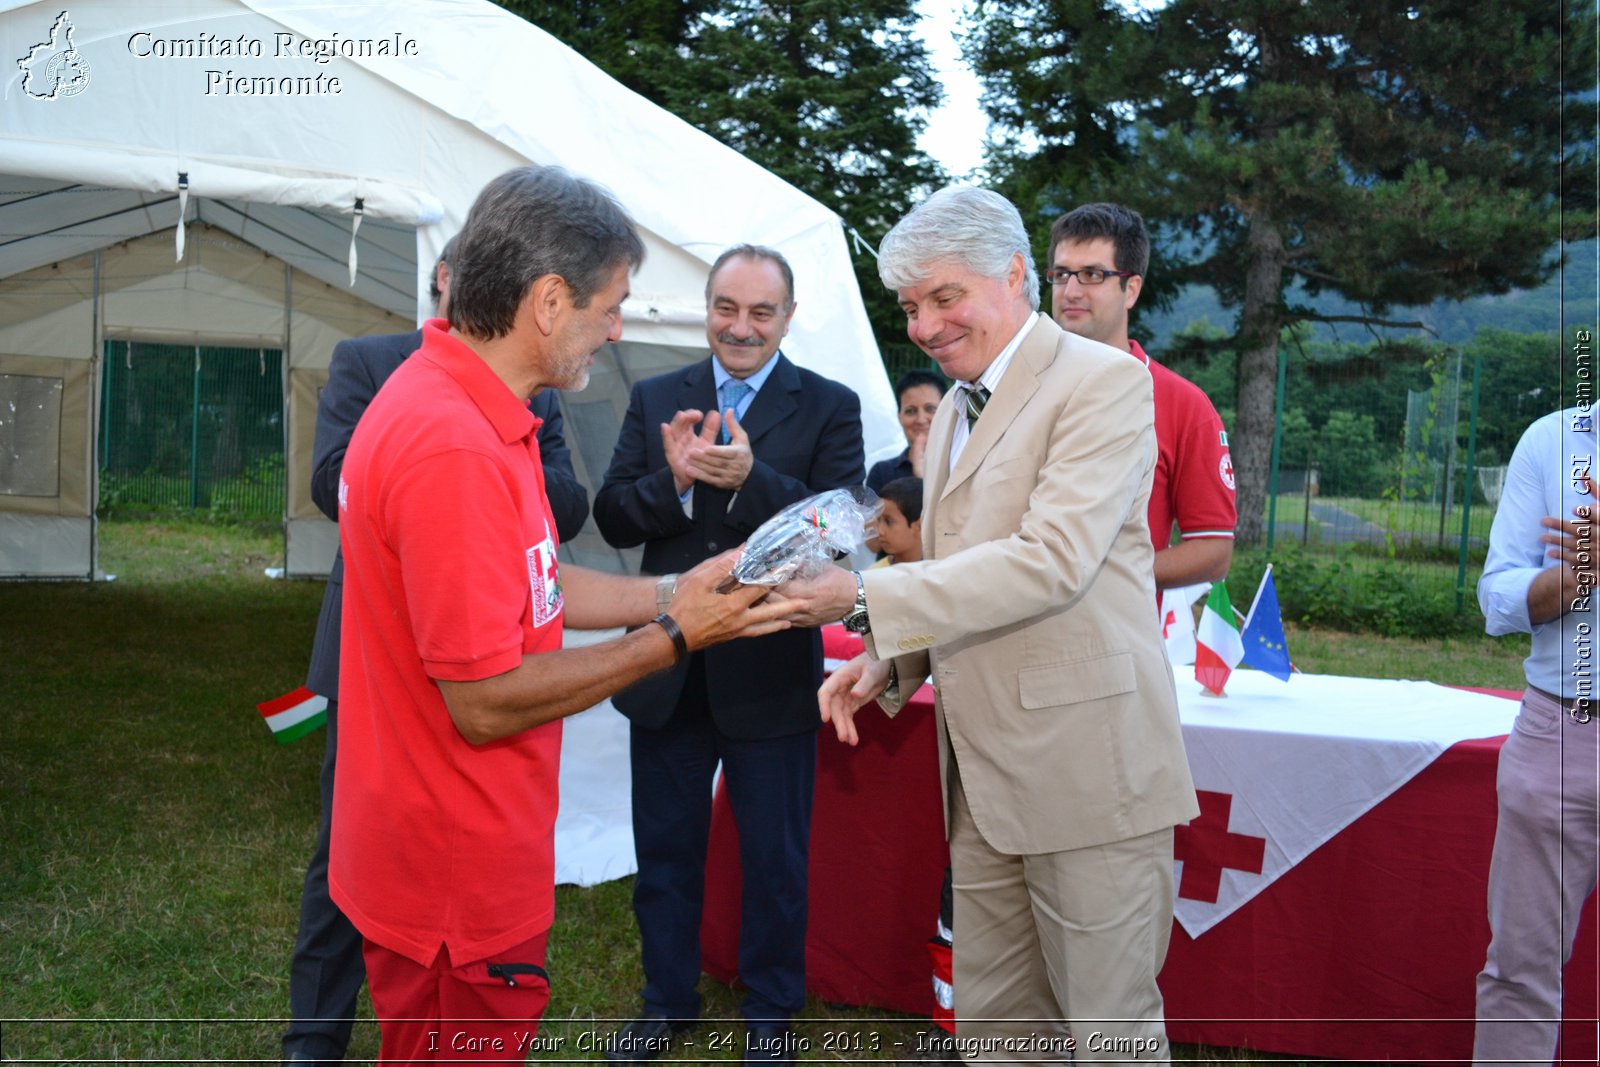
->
xmin=698 ymin=627 xmax=1600 ymax=1063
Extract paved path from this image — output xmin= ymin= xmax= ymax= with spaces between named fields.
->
xmin=1271 ymin=500 xmax=1486 ymax=550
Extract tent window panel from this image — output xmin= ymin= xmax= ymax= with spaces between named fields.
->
xmin=560 ymin=394 xmax=625 ymax=498
xmin=0 ymin=373 xmax=64 ymax=497
xmin=99 ymin=341 xmax=284 ymax=518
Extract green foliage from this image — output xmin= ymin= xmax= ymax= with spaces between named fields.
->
xmin=207 ymin=452 xmax=286 ymax=522
xmin=967 ymin=0 xmax=1595 ymax=543
xmin=1144 ymin=240 xmax=1599 ymax=350
xmin=99 ymin=340 xmax=286 ymax=522
xmin=1316 ymin=410 xmax=1384 ymax=497
xmin=1172 ymin=326 xmax=1568 ymax=516
xmin=96 ymin=453 xmax=285 ymax=523
xmin=1231 ymin=544 xmax=1476 ymax=638
xmin=1461 ymin=327 xmax=1575 ymax=457
xmin=496 ymin=0 xmax=945 ymax=348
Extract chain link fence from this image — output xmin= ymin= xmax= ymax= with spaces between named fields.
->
xmin=883 ymin=326 xmax=1582 ymax=629
xmin=98 ymin=341 xmax=285 ymax=520
xmin=1164 ymin=327 xmax=1578 ymax=629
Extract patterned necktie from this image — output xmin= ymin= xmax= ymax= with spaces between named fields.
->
xmin=963 ymin=383 xmax=990 ymax=429
xmin=717 ymin=379 xmax=753 ymax=444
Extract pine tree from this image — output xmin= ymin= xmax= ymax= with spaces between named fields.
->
xmin=500 ymin=0 xmax=946 ymax=349
xmin=967 ymin=0 xmax=1596 ymax=542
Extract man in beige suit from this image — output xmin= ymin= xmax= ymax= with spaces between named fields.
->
xmin=781 ymin=186 xmax=1197 ymax=1062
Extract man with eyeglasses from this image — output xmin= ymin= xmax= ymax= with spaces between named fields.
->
xmin=1048 ymin=204 xmax=1235 ymax=594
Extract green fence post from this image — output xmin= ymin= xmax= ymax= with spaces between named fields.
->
xmin=191 ymin=346 xmax=202 ymax=510
xmin=99 ymin=340 xmax=114 ymax=473
xmin=1266 ymin=344 xmax=1287 ymax=553
xmin=1456 ymin=352 xmax=1483 ymax=613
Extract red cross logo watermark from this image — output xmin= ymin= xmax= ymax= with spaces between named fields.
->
xmin=1173 ymin=790 xmax=1266 ymax=903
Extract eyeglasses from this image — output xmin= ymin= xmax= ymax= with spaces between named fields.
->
xmin=1044 ymin=267 xmax=1137 ymax=286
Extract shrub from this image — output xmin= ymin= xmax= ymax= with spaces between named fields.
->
xmin=1229 ymin=544 xmax=1478 ymax=638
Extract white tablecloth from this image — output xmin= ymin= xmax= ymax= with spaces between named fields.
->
xmin=552 ymin=656 xmax=1523 ymax=937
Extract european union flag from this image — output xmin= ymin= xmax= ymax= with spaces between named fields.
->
xmin=1240 ymin=566 xmax=1293 ymax=682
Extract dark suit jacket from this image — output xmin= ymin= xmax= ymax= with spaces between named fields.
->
xmin=593 ymin=353 xmax=864 ymax=739
xmin=866 ymin=448 xmax=914 ymax=493
xmin=305 ymin=328 xmax=588 ymax=697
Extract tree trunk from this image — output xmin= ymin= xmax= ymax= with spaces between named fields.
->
xmin=1233 ymin=213 xmax=1286 ymax=546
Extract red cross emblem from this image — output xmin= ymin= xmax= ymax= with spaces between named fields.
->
xmin=1173 ymin=790 xmax=1266 ymax=903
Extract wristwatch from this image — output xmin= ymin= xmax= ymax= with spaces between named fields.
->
xmin=656 ymin=573 xmax=678 ymax=615
xmin=841 ymin=571 xmax=871 ymax=634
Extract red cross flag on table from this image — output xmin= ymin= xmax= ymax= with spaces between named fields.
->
xmin=1173 ymin=790 xmax=1266 ymax=903
xmin=1160 ymin=582 xmax=1209 ymax=666
xmin=257 ymin=686 xmax=328 ymax=744
xmin=1195 ymin=581 xmax=1244 ymax=695
xmin=1171 ymin=671 xmax=1519 ymax=936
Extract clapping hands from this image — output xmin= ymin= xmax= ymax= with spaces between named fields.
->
xmin=662 ymin=408 xmax=754 ymax=493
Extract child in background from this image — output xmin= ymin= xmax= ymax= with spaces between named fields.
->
xmin=873 ymin=476 xmax=923 ymax=566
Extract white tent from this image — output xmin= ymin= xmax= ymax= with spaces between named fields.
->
xmin=0 ymin=0 xmax=901 ymax=579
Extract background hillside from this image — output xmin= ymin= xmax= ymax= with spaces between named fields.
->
xmin=1142 ymin=240 xmax=1596 ymax=351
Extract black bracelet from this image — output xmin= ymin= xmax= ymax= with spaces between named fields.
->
xmin=652 ymin=612 xmax=689 ymax=661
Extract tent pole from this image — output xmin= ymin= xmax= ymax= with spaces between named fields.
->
xmin=282 ymin=262 xmax=292 ymax=571
xmin=91 ymin=250 xmax=102 ymax=579
xmin=191 ymin=346 xmax=202 ymax=510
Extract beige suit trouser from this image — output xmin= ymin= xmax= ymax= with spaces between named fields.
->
xmin=950 ymin=767 xmax=1175 ymax=1064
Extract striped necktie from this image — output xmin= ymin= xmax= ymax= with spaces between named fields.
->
xmin=963 ymin=383 xmax=990 ymax=429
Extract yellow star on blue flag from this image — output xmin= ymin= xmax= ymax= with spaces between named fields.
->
xmin=1240 ymin=566 xmax=1293 ymax=682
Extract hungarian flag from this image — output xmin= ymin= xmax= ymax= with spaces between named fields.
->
xmin=257 ymin=686 xmax=328 ymax=744
xmin=1195 ymin=582 xmax=1244 ymax=696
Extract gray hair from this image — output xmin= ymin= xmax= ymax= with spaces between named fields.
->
xmin=877 ymin=186 xmax=1039 ymax=312
xmin=448 ymin=166 xmax=645 ymax=340
xmin=706 ymin=244 xmax=796 ymax=310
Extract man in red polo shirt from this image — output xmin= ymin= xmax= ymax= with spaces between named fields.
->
xmin=1048 ymin=202 xmax=1236 ymax=591
xmin=330 ymin=165 xmax=789 ymax=1063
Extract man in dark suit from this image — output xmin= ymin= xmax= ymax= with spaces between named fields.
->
xmin=593 ymin=245 xmax=864 ymax=1064
xmin=281 ymin=240 xmax=589 ymax=1066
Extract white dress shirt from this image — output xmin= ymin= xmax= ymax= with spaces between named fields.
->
xmin=1479 ymin=406 xmax=1599 ymax=697
xmin=948 ymin=313 xmax=1038 ymax=472
xmin=678 ymin=352 xmax=782 ymax=514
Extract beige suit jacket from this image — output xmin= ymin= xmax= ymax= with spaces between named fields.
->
xmin=863 ymin=315 xmax=1199 ymax=855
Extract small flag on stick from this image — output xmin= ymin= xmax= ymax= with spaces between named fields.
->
xmin=257 ymin=686 xmax=328 ymax=744
xmin=1240 ymin=565 xmax=1294 ymax=682
xmin=1160 ymin=582 xmax=1210 ymax=666
xmin=1195 ymin=581 xmax=1244 ymax=696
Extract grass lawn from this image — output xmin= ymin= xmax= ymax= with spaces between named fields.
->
xmin=1 ymin=518 xmax=1528 ymax=1063
xmin=1287 ymin=625 xmax=1525 ymax=689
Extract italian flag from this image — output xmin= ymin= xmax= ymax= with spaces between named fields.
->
xmin=257 ymin=686 xmax=328 ymax=744
xmin=1195 ymin=582 xmax=1244 ymax=696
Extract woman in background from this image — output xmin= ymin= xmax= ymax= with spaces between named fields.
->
xmin=867 ymin=370 xmax=946 ymax=492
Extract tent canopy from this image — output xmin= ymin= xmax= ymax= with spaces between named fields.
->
xmin=0 ymin=0 xmax=900 ymax=577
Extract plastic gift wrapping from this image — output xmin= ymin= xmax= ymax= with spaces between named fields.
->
xmin=716 ymin=486 xmax=881 ymax=593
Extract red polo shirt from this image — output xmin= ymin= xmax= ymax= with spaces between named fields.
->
xmin=1133 ymin=339 xmax=1237 ymax=552
xmin=330 ymin=319 xmax=565 ymax=968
